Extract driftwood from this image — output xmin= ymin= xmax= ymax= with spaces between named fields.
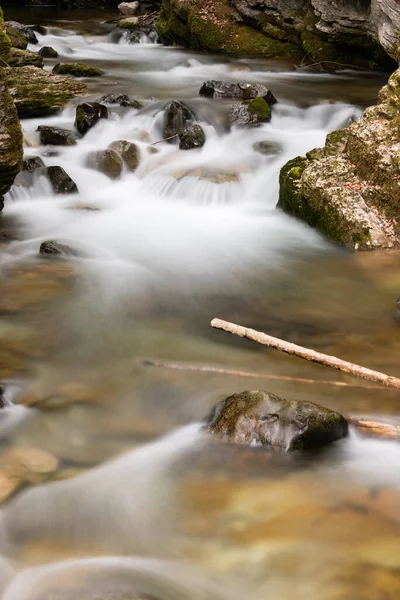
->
xmin=210 ymin=318 xmax=400 ymax=392
xmin=348 ymin=418 xmax=400 ymax=439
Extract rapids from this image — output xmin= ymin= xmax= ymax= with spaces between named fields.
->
xmin=0 ymin=8 xmax=400 ymax=600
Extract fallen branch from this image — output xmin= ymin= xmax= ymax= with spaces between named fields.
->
xmin=210 ymin=318 xmax=400 ymax=391
xmin=141 ymin=359 xmax=390 ymax=391
xmin=151 ymin=133 xmax=179 ymax=146
xmin=349 ymin=417 xmax=400 ymax=439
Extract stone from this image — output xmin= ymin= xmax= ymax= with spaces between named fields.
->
xmin=75 ymin=102 xmax=108 ymax=136
xmin=52 ymin=62 xmax=103 ymax=77
xmin=279 ymin=67 xmax=400 ymax=250
xmin=395 ymin=297 xmax=400 ymax=321
xmin=229 ymin=97 xmax=272 ymax=125
xmin=163 ymin=100 xmax=195 ymax=141
xmin=5 ymin=25 xmax=27 ymax=50
xmin=108 ymin=140 xmax=140 ymax=172
xmin=8 ymin=48 xmax=43 ymax=67
xmin=200 ymin=80 xmax=277 ymax=104
xmin=179 ymin=124 xmax=206 ymax=150
xmin=39 ymin=241 xmax=80 ymax=257
xmin=118 ymin=17 xmax=140 ymax=29
xmin=119 ymin=1 xmax=139 ymax=19
xmin=37 ymin=126 xmax=78 ymax=146
xmin=207 ymin=390 xmax=348 ymax=451
xmin=38 ymin=46 xmax=58 ymax=58
xmin=2 ymin=447 xmax=59 ymax=485
xmin=23 ymin=156 xmax=45 ymax=173
xmin=99 ymin=93 xmax=142 ymax=109
xmin=0 ymin=71 xmax=23 ymax=208
xmin=0 ymin=9 xmax=11 ymax=62
xmin=86 ymin=149 xmax=123 ymax=179
xmin=253 ymin=140 xmax=283 ymax=155
xmin=4 ymin=66 xmax=87 ymax=118
xmin=46 ymin=166 xmax=79 ymax=194
xmin=6 ymin=21 xmax=38 ymax=44
xmin=172 ymin=166 xmax=241 ymax=184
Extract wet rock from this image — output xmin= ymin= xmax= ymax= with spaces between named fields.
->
xmin=0 ymin=69 xmax=23 ymax=207
xmin=75 ymin=102 xmax=108 ymax=136
xmin=108 ymin=140 xmax=140 ymax=172
xmin=229 ymin=97 xmax=272 ymax=125
xmin=4 ymin=66 xmax=87 ymax=118
xmin=52 ymin=62 xmax=103 ymax=77
xmin=119 ymin=1 xmax=139 ymax=19
xmin=86 ymin=149 xmax=123 ymax=179
xmin=39 ymin=241 xmax=80 ymax=257
xmin=8 ymin=48 xmax=43 ymax=68
xmin=5 ymin=24 xmax=27 ymax=50
xmin=6 ymin=21 xmax=38 ymax=44
xmin=39 ymin=46 xmax=58 ymax=58
xmin=99 ymin=93 xmax=142 ymax=109
xmin=32 ymin=24 xmax=47 ymax=36
xmin=118 ymin=17 xmax=140 ymax=29
xmin=253 ymin=140 xmax=282 ymax=155
xmin=23 ymin=156 xmax=45 ymax=174
xmin=46 ymin=166 xmax=79 ymax=194
xmin=200 ymin=80 xmax=277 ymax=105
xmin=207 ymin=390 xmax=348 ymax=451
xmin=37 ymin=126 xmax=78 ymax=147
xmin=163 ymin=100 xmax=195 ymax=142
xmin=179 ymin=124 xmax=206 ymax=150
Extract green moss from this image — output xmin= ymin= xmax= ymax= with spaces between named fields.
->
xmin=5 ymin=24 xmax=27 ymax=50
xmin=300 ymin=30 xmax=341 ymax=62
xmin=0 ymin=8 xmax=11 ymax=63
xmin=52 ymin=63 xmax=103 ymax=77
xmin=246 ymin=97 xmax=272 ymax=121
xmin=278 ymin=156 xmax=314 ymax=222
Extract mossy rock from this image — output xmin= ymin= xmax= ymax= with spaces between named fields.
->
xmin=53 ymin=63 xmax=103 ymax=77
xmin=0 ymin=8 xmax=11 ymax=62
xmin=8 ymin=48 xmax=44 ymax=68
xmin=0 ymin=73 xmax=23 ymax=202
xmin=207 ymin=390 xmax=348 ymax=451
xmin=5 ymin=66 xmax=87 ymax=118
xmin=5 ymin=24 xmax=26 ymax=51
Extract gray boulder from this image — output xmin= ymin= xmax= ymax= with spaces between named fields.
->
xmin=99 ymin=93 xmax=142 ymax=109
xmin=23 ymin=156 xmax=45 ymax=173
xmin=86 ymin=149 xmax=123 ymax=179
xmin=163 ymin=100 xmax=195 ymax=142
xmin=200 ymin=80 xmax=277 ymax=104
xmin=207 ymin=390 xmax=348 ymax=452
xmin=108 ymin=140 xmax=140 ymax=172
xmin=46 ymin=166 xmax=78 ymax=194
xmin=6 ymin=21 xmax=38 ymax=44
xmin=179 ymin=124 xmax=206 ymax=150
xmin=229 ymin=97 xmax=272 ymax=126
xmin=118 ymin=1 xmax=139 ymax=18
xmin=75 ymin=102 xmax=108 ymax=136
xmin=37 ymin=126 xmax=78 ymax=146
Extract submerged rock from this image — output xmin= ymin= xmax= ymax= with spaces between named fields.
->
xmin=75 ymin=102 xmax=108 ymax=136
xmin=46 ymin=166 xmax=79 ymax=194
xmin=53 ymin=62 xmax=103 ymax=77
xmin=23 ymin=156 xmax=45 ymax=173
xmin=163 ymin=100 xmax=195 ymax=141
xmin=229 ymin=97 xmax=272 ymax=125
xmin=86 ymin=149 xmax=123 ymax=179
xmin=39 ymin=240 xmax=80 ymax=257
xmin=39 ymin=46 xmax=58 ymax=58
xmin=8 ymin=48 xmax=43 ymax=68
xmin=4 ymin=66 xmax=87 ymax=118
xmin=200 ymin=81 xmax=277 ymax=104
xmin=108 ymin=140 xmax=140 ymax=172
xmin=207 ymin=390 xmax=348 ymax=451
xmin=99 ymin=93 xmax=142 ymax=109
xmin=37 ymin=126 xmax=78 ymax=146
xmin=279 ymin=68 xmax=400 ymax=250
xmin=253 ymin=140 xmax=283 ymax=155
xmin=179 ymin=124 xmax=206 ymax=150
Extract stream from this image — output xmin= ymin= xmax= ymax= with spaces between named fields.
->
xmin=1 ymin=8 xmax=400 ymax=600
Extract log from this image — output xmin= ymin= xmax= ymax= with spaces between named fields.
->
xmin=349 ymin=417 xmax=400 ymax=439
xmin=210 ymin=318 xmax=400 ymax=391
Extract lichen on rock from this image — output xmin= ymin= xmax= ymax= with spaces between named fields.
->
xmin=0 ymin=64 xmax=23 ymax=207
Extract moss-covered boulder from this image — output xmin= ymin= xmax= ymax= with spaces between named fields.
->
xmin=5 ymin=66 xmax=87 ymax=118
xmin=157 ymin=0 xmax=302 ymax=59
xmin=229 ymin=97 xmax=272 ymax=125
xmin=207 ymin=390 xmax=348 ymax=452
xmin=5 ymin=24 xmax=27 ymax=51
xmin=163 ymin=100 xmax=195 ymax=140
xmin=8 ymin=48 xmax=43 ymax=68
xmin=0 ymin=69 xmax=23 ymax=207
xmin=0 ymin=7 xmax=11 ymax=62
xmin=86 ymin=149 xmax=123 ymax=179
xmin=199 ymin=80 xmax=277 ymax=104
xmin=179 ymin=124 xmax=206 ymax=149
xmin=108 ymin=140 xmax=140 ymax=172
xmin=52 ymin=62 xmax=103 ymax=77
xmin=39 ymin=46 xmax=58 ymax=58
xmin=278 ymin=68 xmax=400 ymax=250
xmin=75 ymin=102 xmax=108 ymax=135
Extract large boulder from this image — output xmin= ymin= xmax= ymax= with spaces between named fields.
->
xmin=8 ymin=48 xmax=43 ymax=67
xmin=278 ymin=68 xmax=400 ymax=250
xmin=163 ymin=100 xmax=195 ymax=141
xmin=6 ymin=21 xmax=38 ymax=44
xmin=207 ymin=390 xmax=348 ymax=452
xmin=119 ymin=1 xmax=139 ymax=19
xmin=86 ymin=149 xmax=123 ymax=179
xmin=4 ymin=66 xmax=87 ymax=118
xmin=75 ymin=102 xmax=108 ymax=135
xmin=52 ymin=63 xmax=103 ymax=77
xmin=99 ymin=93 xmax=142 ymax=109
xmin=46 ymin=166 xmax=79 ymax=194
xmin=200 ymin=81 xmax=277 ymax=104
xmin=38 ymin=126 xmax=78 ymax=146
xmin=0 ymin=69 xmax=23 ymax=208
xmin=108 ymin=140 xmax=140 ymax=172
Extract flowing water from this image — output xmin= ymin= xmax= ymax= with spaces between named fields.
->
xmin=1 ymin=8 xmax=400 ymax=600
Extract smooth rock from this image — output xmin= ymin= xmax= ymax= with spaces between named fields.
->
xmin=99 ymin=93 xmax=142 ymax=109
xmin=52 ymin=62 xmax=103 ymax=77
xmin=46 ymin=166 xmax=79 ymax=194
xmin=39 ymin=46 xmax=58 ymax=58
xmin=6 ymin=21 xmax=38 ymax=44
xmin=207 ymin=390 xmax=348 ymax=451
xmin=37 ymin=126 xmax=78 ymax=147
xmin=75 ymin=102 xmax=108 ymax=136
xmin=200 ymin=80 xmax=277 ymax=104
xmin=179 ymin=124 xmax=206 ymax=150
xmin=39 ymin=240 xmax=80 ymax=257
xmin=8 ymin=48 xmax=43 ymax=68
xmin=108 ymin=140 xmax=140 ymax=172
xmin=23 ymin=156 xmax=45 ymax=173
xmin=163 ymin=100 xmax=195 ymax=141
xmin=86 ymin=149 xmax=123 ymax=179
xmin=229 ymin=97 xmax=272 ymax=125
xmin=119 ymin=1 xmax=139 ymax=18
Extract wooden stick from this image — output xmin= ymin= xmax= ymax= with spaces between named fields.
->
xmin=151 ymin=133 xmax=179 ymax=146
xmin=210 ymin=318 xmax=400 ymax=391
xmin=141 ymin=359 xmax=390 ymax=391
xmin=349 ymin=417 xmax=400 ymax=439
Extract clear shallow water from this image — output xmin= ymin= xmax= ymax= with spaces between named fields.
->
xmin=1 ymin=10 xmax=400 ymax=600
